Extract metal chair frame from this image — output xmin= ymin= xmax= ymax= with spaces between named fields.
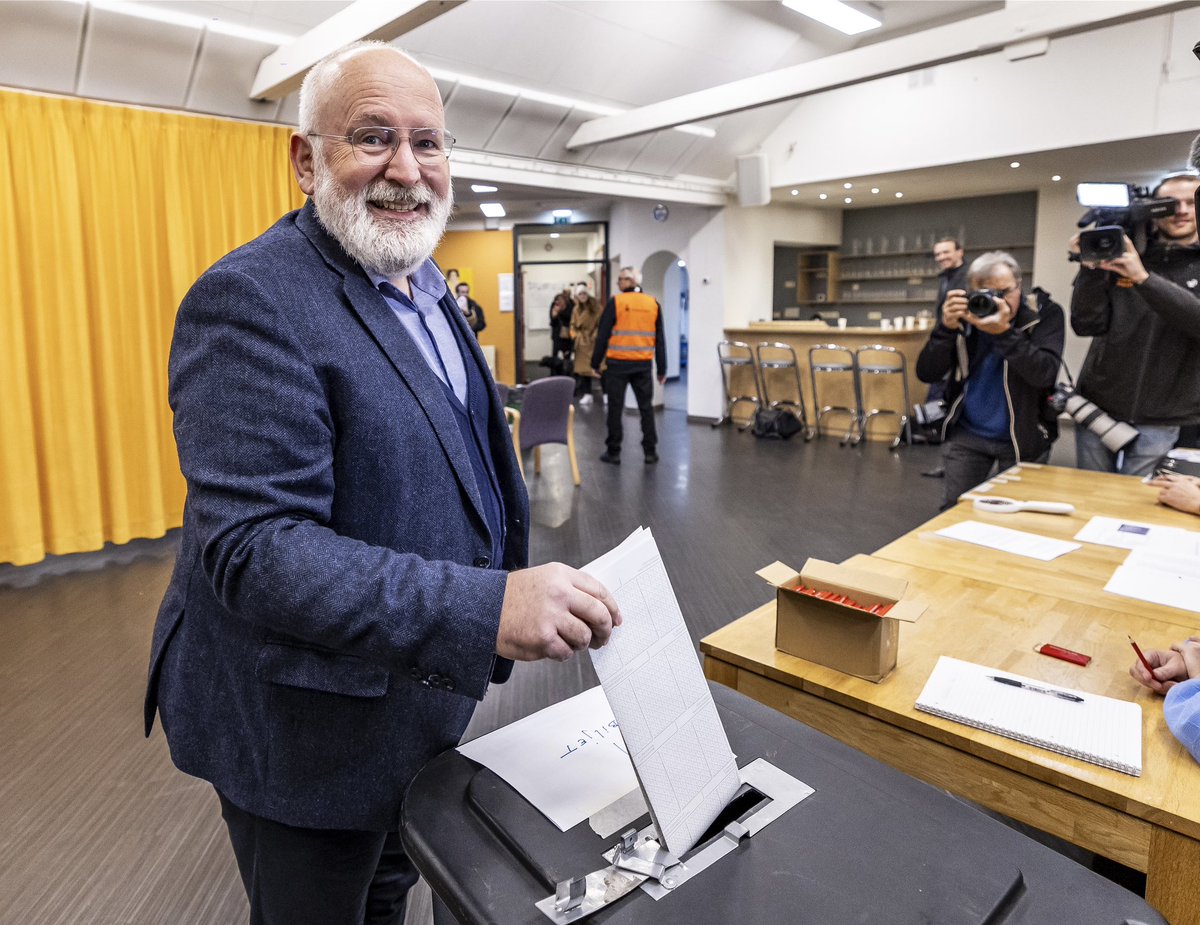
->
xmin=755 ymin=342 xmax=815 ymax=441
xmin=713 ymin=340 xmax=762 ymax=430
xmin=853 ymin=344 xmax=913 ymax=450
xmin=808 ymin=344 xmax=862 ymax=446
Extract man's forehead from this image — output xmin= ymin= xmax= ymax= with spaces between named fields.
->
xmin=1159 ymin=178 xmax=1200 ymax=198
xmin=317 ymin=51 xmax=443 ymax=125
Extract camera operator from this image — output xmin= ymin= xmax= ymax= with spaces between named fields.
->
xmin=1069 ymin=172 xmax=1200 ymax=475
xmin=917 ymin=251 xmax=1064 ymax=509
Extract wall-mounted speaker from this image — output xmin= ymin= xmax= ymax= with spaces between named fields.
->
xmin=736 ymin=153 xmax=770 ymax=208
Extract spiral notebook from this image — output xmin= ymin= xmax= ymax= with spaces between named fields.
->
xmin=915 ymin=656 xmax=1142 ymax=777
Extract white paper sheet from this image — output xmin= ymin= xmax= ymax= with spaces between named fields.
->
xmin=934 ymin=520 xmax=1080 ymax=561
xmin=456 ymin=685 xmax=638 ymax=832
xmin=1073 ymin=516 xmax=1200 ymax=554
xmin=1104 ymin=548 xmax=1200 ymax=614
xmin=584 ymin=528 xmax=741 ymax=857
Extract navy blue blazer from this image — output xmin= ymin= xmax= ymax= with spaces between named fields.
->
xmin=145 ymin=201 xmax=529 ymax=831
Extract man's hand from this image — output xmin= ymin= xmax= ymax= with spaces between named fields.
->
xmin=941 ymin=290 xmax=969 ymax=330
xmin=1131 ymin=637 xmax=1200 ymax=693
xmin=965 ymin=303 xmax=1012 ymax=336
xmin=658 ymin=375 xmax=666 ymax=386
xmin=1150 ymin=473 xmax=1200 ymax=515
xmin=497 ymin=563 xmax=621 ymax=662
xmin=1097 ymin=234 xmax=1150 ymax=284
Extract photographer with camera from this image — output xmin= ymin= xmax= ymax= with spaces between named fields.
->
xmin=1069 ymin=171 xmax=1200 ymax=475
xmin=917 ymin=251 xmax=1064 ymax=509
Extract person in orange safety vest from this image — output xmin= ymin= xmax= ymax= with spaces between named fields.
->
xmin=591 ymin=266 xmax=667 ymax=465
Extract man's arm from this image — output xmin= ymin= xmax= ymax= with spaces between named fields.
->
xmin=654 ymin=301 xmax=667 ymax=382
xmin=1069 ymin=267 xmax=1114 ymax=337
xmin=992 ymin=301 xmax=1064 ymax=389
xmin=591 ymin=298 xmax=616 ymax=371
xmin=915 ymin=324 xmax=958 ymax=384
xmin=471 ymin=299 xmax=486 ymax=333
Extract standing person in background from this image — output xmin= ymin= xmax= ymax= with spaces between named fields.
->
xmin=1069 ymin=170 xmax=1200 ymax=476
xmin=592 ymin=266 xmax=666 ymax=465
xmin=569 ymin=282 xmax=602 ymax=405
xmin=455 ymin=281 xmax=486 ymax=334
xmin=933 ymin=237 xmax=968 ymax=311
xmin=548 ymin=290 xmax=573 ymax=371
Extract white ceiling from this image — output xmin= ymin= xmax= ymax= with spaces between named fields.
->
xmin=0 ymin=0 xmax=1189 ymax=225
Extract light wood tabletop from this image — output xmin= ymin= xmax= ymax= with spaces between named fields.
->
xmin=701 ymin=464 xmax=1200 ymax=924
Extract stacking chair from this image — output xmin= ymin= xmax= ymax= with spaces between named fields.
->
xmin=511 ymin=376 xmax=580 ymax=486
xmin=853 ymin=345 xmax=913 ymax=449
xmin=755 ymin=342 xmax=815 ymax=440
xmin=714 ymin=340 xmax=762 ymax=430
xmin=808 ymin=344 xmax=862 ymax=445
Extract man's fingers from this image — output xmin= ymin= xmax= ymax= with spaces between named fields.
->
xmin=571 ymin=572 xmax=622 ymax=626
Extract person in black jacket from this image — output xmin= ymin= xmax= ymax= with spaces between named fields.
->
xmin=917 ymin=251 xmax=1064 ymax=509
xmin=1069 ymin=172 xmax=1200 ymax=476
xmin=454 ymin=281 xmax=487 ymax=334
xmin=933 ymin=236 xmax=968 ymax=311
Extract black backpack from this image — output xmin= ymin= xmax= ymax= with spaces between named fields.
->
xmin=752 ymin=408 xmax=804 ymax=440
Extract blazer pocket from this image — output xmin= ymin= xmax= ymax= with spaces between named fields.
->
xmin=256 ymin=642 xmax=389 ymax=698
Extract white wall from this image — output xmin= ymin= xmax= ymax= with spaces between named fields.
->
xmin=763 ymin=10 xmax=1200 ymax=187
xmin=1031 ymin=183 xmax=1090 ymax=380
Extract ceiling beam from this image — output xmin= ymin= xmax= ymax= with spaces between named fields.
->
xmin=250 ymin=0 xmax=464 ymax=101
xmin=566 ymin=0 xmax=1187 ymax=149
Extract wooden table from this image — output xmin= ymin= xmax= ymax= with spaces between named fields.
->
xmin=701 ymin=464 xmax=1200 ymax=924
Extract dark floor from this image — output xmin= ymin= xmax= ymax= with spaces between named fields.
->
xmin=0 ymin=396 xmax=1076 ymax=924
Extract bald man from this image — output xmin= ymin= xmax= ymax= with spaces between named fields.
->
xmin=144 ymin=42 xmax=619 ymax=924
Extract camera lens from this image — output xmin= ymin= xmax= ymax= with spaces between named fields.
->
xmin=966 ymin=290 xmax=997 ymax=315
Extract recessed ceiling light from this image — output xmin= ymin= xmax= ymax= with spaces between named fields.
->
xmin=1010 ymin=161 xmax=1021 ymax=169
xmin=677 ymin=260 xmax=687 ymax=268
xmin=782 ymin=0 xmax=882 ymax=36
xmin=844 ymin=197 xmax=853 ymax=204
xmin=549 ymin=233 xmax=560 ymax=239
xmin=871 ymin=187 xmax=880 ymax=194
xmin=552 ymin=209 xmax=573 ymax=218
xmin=479 ymin=202 xmax=506 ymax=218
xmin=791 ymin=189 xmax=799 ymax=196
xmin=470 ymin=184 xmax=498 ymax=193
xmin=894 ymin=192 xmax=903 ymax=198
xmin=843 ymin=182 xmax=853 ymax=189
xmin=1051 ymin=175 xmax=1062 ymax=182
xmin=818 ymin=193 xmax=828 ymax=200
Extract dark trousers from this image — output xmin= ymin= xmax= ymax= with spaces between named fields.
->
xmin=941 ymin=429 xmax=1049 ymax=510
xmin=603 ymin=360 xmax=656 ymax=455
xmin=574 ymin=373 xmax=596 ymax=398
xmin=217 ymin=790 xmax=417 ymax=925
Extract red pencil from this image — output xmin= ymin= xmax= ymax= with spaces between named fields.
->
xmin=1128 ymin=635 xmax=1155 ymax=674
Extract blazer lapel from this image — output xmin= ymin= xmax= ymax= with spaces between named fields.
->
xmin=295 ymin=204 xmax=489 ymax=529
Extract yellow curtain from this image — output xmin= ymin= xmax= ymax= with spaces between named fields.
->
xmin=0 ymin=90 xmax=305 ymax=566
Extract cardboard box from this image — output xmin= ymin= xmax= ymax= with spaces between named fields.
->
xmin=757 ymin=558 xmax=925 ymax=682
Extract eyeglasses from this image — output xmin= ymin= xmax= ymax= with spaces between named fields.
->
xmin=306 ymin=127 xmax=455 ymax=165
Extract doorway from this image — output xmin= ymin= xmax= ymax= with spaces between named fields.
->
xmin=640 ymin=250 xmax=690 ymax=412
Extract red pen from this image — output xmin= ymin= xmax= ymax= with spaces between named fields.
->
xmin=1129 ymin=635 xmax=1155 ymax=675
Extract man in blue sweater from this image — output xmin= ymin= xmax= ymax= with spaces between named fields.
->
xmin=916 ymin=251 xmax=1064 ymax=509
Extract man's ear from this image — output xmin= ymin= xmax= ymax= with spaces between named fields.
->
xmin=290 ymin=133 xmax=316 ymax=196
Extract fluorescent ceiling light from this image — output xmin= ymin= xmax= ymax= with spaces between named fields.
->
xmin=552 ymin=209 xmax=573 ymax=218
xmin=479 ymin=202 xmax=506 ymax=218
xmin=86 ymin=0 xmax=293 ymax=45
xmin=783 ymin=0 xmax=881 ymax=36
xmin=427 ymin=66 xmax=717 ymax=139
xmin=471 ymin=184 xmax=499 ymax=193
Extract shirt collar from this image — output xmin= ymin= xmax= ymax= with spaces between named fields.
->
xmin=368 ymin=258 xmax=447 ymax=310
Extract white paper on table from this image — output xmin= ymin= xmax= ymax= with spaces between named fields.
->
xmin=1073 ymin=516 xmax=1200 ymax=554
xmin=935 ymin=520 xmax=1080 ymax=561
xmin=584 ymin=527 xmax=741 ymax=857
xmin=1104 ymin=547 xmax=1200 ymax=614
xmin=456 ymin=685 xmax=638 ymax=832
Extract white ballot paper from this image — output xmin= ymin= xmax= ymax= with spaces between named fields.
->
xmin=1074 ymin=516 xmax=1200 ymax=554
xmin=934 ymin=520 xmax=1080 ymax=561
xmin=583 ymin=528 xmax=741 ymax=857
xmin=456 ymin=685 xmax=639 ymax=832
xmin=1104 ymin=547 xmax=1200 ymax=614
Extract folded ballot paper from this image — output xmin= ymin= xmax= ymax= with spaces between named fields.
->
xmin=457 ymin=529 xmax=740 ymax=856
xmin=583 ymin=528 xmax=741 ymax=857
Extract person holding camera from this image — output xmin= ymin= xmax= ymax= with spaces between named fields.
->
xmin=1069 ymin=172 xmax=1200 ymax=476
xmin=916 ymin=251 xmax=1064 ymax=509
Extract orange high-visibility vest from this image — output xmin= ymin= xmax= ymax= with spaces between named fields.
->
xmin=606 ymin=292 xmax=658 ymax=361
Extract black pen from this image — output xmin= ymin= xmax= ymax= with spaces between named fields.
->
xmin=988 ymin=675 xmax=1084 ymax=703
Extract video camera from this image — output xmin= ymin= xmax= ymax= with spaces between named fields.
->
xmin=1070 ymin=182 xmax=1176 ymax=263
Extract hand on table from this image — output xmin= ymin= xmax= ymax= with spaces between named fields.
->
xmin=497 ymin=563 xmax=621 ymax=662
xmin=1131 ymin=637 xmax=1200 ymax=694
xmin=1148 ymin=474 xmax=1200 ymax=515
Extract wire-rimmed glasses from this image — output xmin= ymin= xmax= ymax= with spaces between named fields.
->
xmin=306 ymin=127 xmax=455 ymax=165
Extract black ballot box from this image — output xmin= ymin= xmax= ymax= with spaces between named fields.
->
xmin=401 ymin=683 xmax=1166 ymax=925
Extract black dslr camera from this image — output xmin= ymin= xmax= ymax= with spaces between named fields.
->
xmin=966 ymin=289 xmax=1004 ymax=315
xmin=1070 ymin=182 xmax=1176 ymax=263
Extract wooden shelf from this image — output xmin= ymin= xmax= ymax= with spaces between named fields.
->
xmin=839 ymin=243 xmax=1033 ymax=260
xmin=841 ymin=272 xmax=939 ymax=281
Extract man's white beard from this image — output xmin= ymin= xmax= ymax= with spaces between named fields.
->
xmin=312 ymin=167 xmax=453 ymax=278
